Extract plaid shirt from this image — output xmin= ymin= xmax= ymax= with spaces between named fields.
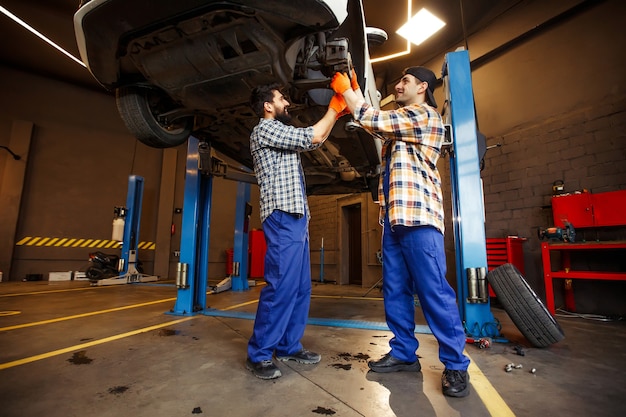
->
xmin=250 ymin=118 xmax=319 ymax=222
xmin=355 ymin=102 xmax=446 ymax=233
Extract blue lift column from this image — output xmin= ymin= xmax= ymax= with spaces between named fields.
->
xmin=120 ymin=175 xmax=143 ymax=277
xmin=231 ymin=182 xmax=251 ymax=291
xmin=443 ymin=50 xmax=502 ymax=339
xmin=171 ymin=137 xmax=212 ymax=315
xmin=170 ymin=137 xmax=257 ymax=315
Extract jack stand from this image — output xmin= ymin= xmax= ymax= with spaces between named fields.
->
xmin=443 ymin=50 xmax=503 ymax=340
xmin=97 ymin=175 xmax=157 ymax=286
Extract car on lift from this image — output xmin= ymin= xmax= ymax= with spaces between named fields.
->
xmin=74 ymin=0 xmax=385 ymax=196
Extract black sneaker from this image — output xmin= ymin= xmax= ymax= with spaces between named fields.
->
xmin=246 ymin=358 xmax=282 ymax=380
xmin=368 ymin=353 xmax=421 ymax=373
xmin=442 ymin=369 xmax=470 ymax=397
xmin=276 ymin=349 xmax=321 ymax=364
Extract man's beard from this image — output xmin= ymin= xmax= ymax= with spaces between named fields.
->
xmin=275 ymin=109 xmax=292 ymax=125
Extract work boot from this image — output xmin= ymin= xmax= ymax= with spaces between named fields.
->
xmin=246 ymin=358 xmax=282 ymax=380
xmin=442 ymin=369 xmax=470 ymax=397
xmin=276 ymin=349 xmax=321 ymax=364
xmin=368 ymin=352 xmax=421 ymax=373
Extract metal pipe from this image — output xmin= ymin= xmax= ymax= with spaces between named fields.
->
xmin=477 ymin=266 xmax=488 ymax=303
xmin=176 ymin=262 xmax=189 ymax=288
xmin=466 ymin=268 xmax=479 ymax=303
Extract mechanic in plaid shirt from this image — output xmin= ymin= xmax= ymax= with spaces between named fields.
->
xmin=245 ymin=82 xmax=347 ymax=380
xmin=331 ymin=67 xmax=470 ymax=397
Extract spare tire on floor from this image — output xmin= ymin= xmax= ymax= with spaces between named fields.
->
xmin=487 ymin=263 xmax=564 ymax=348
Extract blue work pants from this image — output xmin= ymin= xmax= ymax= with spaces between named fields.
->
xmin=247 ymin=210 xmax=312 ymax=362
xmin=382 ymin=223 xmax=470 ymax=370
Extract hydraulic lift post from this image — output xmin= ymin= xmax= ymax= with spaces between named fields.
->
xmin=231 ymin=182 xmax=251 ymax=291
xmin=443 ymin=50 xmax=502 ymax=339
xmin=171 ymin=137 xmax=212 ymax=315
xmin=170 ymin=136 xmax=256 ymax=315
xmin=96 ymin=174 xmax=158 ymax=286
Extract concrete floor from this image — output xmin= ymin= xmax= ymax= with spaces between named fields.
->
xmin=0 ymin=279 xmax=625 ymax=417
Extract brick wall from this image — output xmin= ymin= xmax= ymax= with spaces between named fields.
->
xmin=479 ymin=94 xmax=626 ymax=314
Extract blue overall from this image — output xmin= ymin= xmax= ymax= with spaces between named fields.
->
xmin=382 ymin=157 xmax=469 ymax=370
xmin=247 ymin=210 xmax=312 ymax=362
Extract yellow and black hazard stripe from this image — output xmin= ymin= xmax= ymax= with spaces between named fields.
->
xmin=15 ymin=237 xmax=156 ymax=250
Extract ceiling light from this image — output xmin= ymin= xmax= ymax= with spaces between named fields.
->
xmin=396 ymin=8 xmax=446 ymax=46
xmin=0 ymin=5 xmax=85 ymax=68
xmin=370 ymin=0 xmax=412 ymax=63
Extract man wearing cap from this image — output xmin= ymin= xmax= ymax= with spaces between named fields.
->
xmin=330 ymin=67 xmax=470 ymax=397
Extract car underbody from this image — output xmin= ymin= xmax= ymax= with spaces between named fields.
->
xmin=75 ymin=0 xmax=383 ymax=196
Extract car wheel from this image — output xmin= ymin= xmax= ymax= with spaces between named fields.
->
xmin=116 ymin=85 xmax=193 ymax=148
xmin=487 ymin=263 xmax=565 ymax=347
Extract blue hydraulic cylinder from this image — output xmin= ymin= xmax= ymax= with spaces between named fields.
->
xmin=170 ymin=136 xmax=211 ymax=315
xmin=120 ymin=175 xmax=144 ymax=275
xmin=443 ymin=50 xmax=499 ymax=338
xmin=231 ymin=182 xmax=251 ymax=291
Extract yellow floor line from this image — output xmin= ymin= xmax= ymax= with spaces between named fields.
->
xmin=1 ymin=288 xmax=516 ymax=417
xmin=466 ymin=352 xmax=516 ymax=417
xmin=222 ymin=300 xmax=259 ymax=310
xmin=0 ymin=316 xmax=197 ymax=371
xmin=0 ymin=285 xmax=117 ymax=298
xmin=0 ymin=286 xmax=239 ymax=332
xmin=0 ymin=297 xmax=177 ymax=332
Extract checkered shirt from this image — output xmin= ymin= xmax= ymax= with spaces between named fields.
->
xmin=250 ymin=118 xmax=319 ymax=222
xmin=355 ymin=102 xmax=446 ymax=233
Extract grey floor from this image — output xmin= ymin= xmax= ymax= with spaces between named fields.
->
xmin=0 ymin=279 xmax=624 ymax=417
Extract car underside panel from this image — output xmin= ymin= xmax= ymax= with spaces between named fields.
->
xmin=128 ymin=12 xmax=289 ymax=111
xmin=76 ymin=0 xmax=346 ymax=88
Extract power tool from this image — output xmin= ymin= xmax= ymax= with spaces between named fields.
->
xmin=538 ymin=222 xmax=575 ymax=242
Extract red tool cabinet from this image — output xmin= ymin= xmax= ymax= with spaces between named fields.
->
xmin=486 ymin=237 xmax=527 ymax=296
xmin=248 ymin=229 xmax=267 ymax=279
xmin=551 ymin=190 xmax=626 ymax=228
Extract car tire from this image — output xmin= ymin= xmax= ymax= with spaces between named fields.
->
xmin=116 ymin=86 xmax=193 ymax=148
xmin=487 ymin=263 xmax=565 ymax=348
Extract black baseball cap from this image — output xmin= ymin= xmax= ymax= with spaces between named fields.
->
xmin=403 ymin=66 xmax=438 ymax=108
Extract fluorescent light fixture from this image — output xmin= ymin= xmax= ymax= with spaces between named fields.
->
xmin=396 ymin=8 xmax=446 ymax=46
xmin=0 ymin=5 xmax=86 ymax=68
xmin=371 ymin=0 xmax=412 ymax=63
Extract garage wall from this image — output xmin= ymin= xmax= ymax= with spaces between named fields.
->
xmin=0 ymin=67 xmax=262 ymax=282
xmin=468 ymin=0 xmax=626 ymax=315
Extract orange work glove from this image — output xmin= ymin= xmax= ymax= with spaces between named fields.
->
xmin=336 ymin=107 xmax=351 ymax=119
xmin=328 ymin=93 xmax=347 ymax=115
xmin=330 ymin=72 xmax=351 ymax=94
xmin=350 ymin=68 xmax=360 ymax=91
